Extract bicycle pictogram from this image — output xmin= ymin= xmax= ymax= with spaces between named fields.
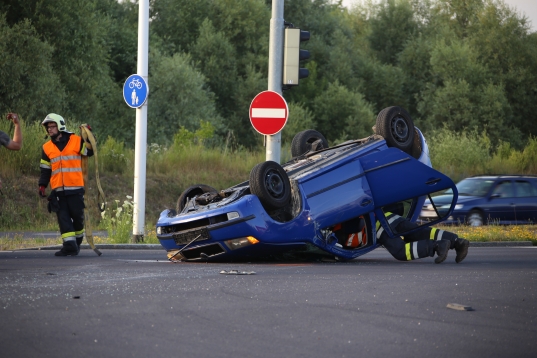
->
xmin=129 ymin=78 xmax=143 ymax=89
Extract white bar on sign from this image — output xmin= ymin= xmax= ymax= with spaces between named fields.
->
xmin=252 ymin=108 xmax=286 ymax=118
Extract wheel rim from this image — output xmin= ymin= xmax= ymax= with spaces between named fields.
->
xmin=391 ymin=115 xmax=409 ymax=143
xmin=264 ymin=169 xmax=284 ymax=198
xmin=468 ymin=213 xmax=483 ymax=226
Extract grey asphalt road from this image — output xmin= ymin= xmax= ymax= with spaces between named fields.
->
xmin=1 ymin=247 xmax=536 ymax=358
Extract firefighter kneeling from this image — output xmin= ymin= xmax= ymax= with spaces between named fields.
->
xmin=333 ymin=214 xmax=469 ymax=264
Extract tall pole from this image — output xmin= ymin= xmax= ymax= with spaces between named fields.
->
xmin=132 ymin=0 xmax=149 ymax=243
xmin=266 ymin=0 xmax=284 ymax=163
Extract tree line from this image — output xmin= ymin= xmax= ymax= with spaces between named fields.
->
xmin=1 ymin=0 xmax=536 ymax=150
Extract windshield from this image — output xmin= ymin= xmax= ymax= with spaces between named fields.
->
xmin=443 ymin=178 xmax=494 ymax=197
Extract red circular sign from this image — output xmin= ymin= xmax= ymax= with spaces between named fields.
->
xmin=249 ymin=91 xmax=289 ymax=135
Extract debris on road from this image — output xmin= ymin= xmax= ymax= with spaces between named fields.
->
xmin=447 ymin=303 xmax=473 ymax=311
xmin=219 ymin=270 xmax=256 ymax=275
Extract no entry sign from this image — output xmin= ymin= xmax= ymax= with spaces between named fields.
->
xmin=249 ymin=91 xmax=289 ymax=135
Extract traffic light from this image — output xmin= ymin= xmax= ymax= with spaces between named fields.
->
xmin=283 ymin=27 xmax=310 ymax=87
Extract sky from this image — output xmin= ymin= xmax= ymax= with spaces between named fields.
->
xmin=341 ymin=0 xmax=537 ymax=32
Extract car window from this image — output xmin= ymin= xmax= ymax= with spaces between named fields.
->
xmin=514 ymin=181 xmax=537 ymax=197
xmin=451 ymin=178 xmax=494 ymax=196
xmin=491 ymin=181 xmax=514 ymax=198
xmin=382 ymin=199 xmax=414 ymax=219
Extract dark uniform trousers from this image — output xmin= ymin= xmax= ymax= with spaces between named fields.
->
xmin=55 ymin=193 xmax=85 ymax=241
xmin=378 ymin=217 xmax=458 ymax=261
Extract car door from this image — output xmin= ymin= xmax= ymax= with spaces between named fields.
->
xmin=513 ymin=180 xmax=537 ymax=224
xmin=360 ymin=148 xmax=456 ymax=219
xmin=487 ymin=180 xmax=516 ymax=223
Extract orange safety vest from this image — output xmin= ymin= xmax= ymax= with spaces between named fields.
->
xmin=42 ymin=135 xmax=84 ymax=191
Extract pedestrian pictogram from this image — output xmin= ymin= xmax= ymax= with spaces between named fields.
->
xmin=249 ymin=91 xmax=289 ymax=135
xmin=123 ymin=74 xmax=148 ymax=108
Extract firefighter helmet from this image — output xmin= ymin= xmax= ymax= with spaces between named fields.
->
xmin=42 ymin=113 xmax=67 ymax=132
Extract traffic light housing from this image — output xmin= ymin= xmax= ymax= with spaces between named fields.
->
xmin=283 ymin=27 xmax=310 ymax=87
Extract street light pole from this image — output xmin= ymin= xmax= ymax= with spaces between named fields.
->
xmin=132 ymin=0 xmax=149 ymax=243
xmin=266 ymin=0 xmax=284 ymax=163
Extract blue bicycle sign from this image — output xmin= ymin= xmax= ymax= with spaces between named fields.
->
xmin=123 ymin=74 xmax=148 ymax=108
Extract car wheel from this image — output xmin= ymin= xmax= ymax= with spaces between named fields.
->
xmin=291 ymin=130 xmax=329 ymax=158
xmin=467 ymin=210 xmax=484 ymax=227
xmin=177 ymin=184 xmax=218 ymax=212
xmin=375 ymin=106 xmax=415 ymax=154
xmin=249 ymin=161 xmax=291 ymax=210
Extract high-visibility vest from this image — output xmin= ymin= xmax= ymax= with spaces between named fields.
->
xmin=42 ymin=135 xmax=84 ymax=191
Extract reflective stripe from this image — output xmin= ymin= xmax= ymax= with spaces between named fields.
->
xmin=81 ymin=142 xmax=88 ymax=156
xmin=54 ymin=186 xmax=83 ymax=192
xmin=376 ymin=213 xmax=402 ymax=238
xmin=405 ymin=243 xmax=411 ymax=260
xmin=413 ymin=241 xmax=419 ymax=259
xmin=40 ymin=163 xmax=51 ymax=169
xmin=377 ymin=227 xmax=384 ymax=237
xmin=51 ymin=167 xmax=82 ymax=175
xmin=62 ymin=232 xmax=76 ymax=240
xmin=61 ymin=155 xmax=82 ymax=161
xmin=75 ymin=229 xmax=85 ymax=236
xmin=430 ymin=227 xmax=437 ymax=240
xmin=437 ymin=230 xmax=445 ymax=241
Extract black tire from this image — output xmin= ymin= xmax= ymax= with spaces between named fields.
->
xmin=466 ymin=210 xmax=484 ymax=227
xmin=375 ymin=106 xmax=415 ymax=154
xmin=176 ymin=184 xmax=218 ymax=212
xmin=249 ymin=161 xmax=291 ymax=210
xmin=291 ymin=130 xmax=329 ymax=158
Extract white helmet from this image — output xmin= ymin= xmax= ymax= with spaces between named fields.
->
xmin=42 ymin=113 xmax=67 ymax=132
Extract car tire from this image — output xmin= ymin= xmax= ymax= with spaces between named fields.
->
xmin=177 ymin=184 xmax=218 ymax=212
xmin=375 ymin=106 xmax=415 ymax=154
xmin=467 ymin=210 xmax=484 ymax=227
xmin=249 ymin=161 xmax=291 ymax=210
xmin=291 ymin=130 xmax=329 ymax=158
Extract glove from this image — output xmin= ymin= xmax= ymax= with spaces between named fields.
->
xmin=39 ymin=186 xmax=46 ymax=198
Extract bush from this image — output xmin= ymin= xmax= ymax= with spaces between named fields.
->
xmin=0 ymin=118 xmax=43 ymax=176
xmin=98 ymin=136 xmax=130 ymax=174
xmin=428 ymin=127 xmax=492 ymax=181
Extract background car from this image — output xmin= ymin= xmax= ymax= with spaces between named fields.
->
xmin=419 ymin=175 xmax=537 ymax=226
xmin=156 ymin=106 xmax=458 ymax=262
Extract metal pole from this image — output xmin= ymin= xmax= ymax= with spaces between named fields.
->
xmin=132 ymin=0 xmax=149 ymax=243
xmin=266 ymin=0 xmax=284 ymax=163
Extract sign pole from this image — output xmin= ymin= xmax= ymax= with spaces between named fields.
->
xmin=267 ymin=0 xmax=284 ymax=163
xmin=132 ymin=0 xmax=149 ymax=243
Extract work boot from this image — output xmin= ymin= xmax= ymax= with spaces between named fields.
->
xmin=76 ymin=236 xmax=83 ymax=250
xmin=454 ymin=238 xmax=470 ymax=263
xmin=54 ymin=240 xmax=80 ymax=257
xmin=433 ymin=240 xmax=450 ymax=264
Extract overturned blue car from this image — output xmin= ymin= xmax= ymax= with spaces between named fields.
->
xmin=156 ymin=106 xmax=458 ymax=262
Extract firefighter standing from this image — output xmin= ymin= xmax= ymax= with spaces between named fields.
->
xmin=38 ymin=114 xmax=93 ymax=256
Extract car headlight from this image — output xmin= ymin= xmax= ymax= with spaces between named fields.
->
xmin=156 ymin=226 xmax=162 ymax=235
xmin=440 ymin=204 xmax=464 ymax=210
xmin=225 ymin=236 xmax=259 ymax=250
